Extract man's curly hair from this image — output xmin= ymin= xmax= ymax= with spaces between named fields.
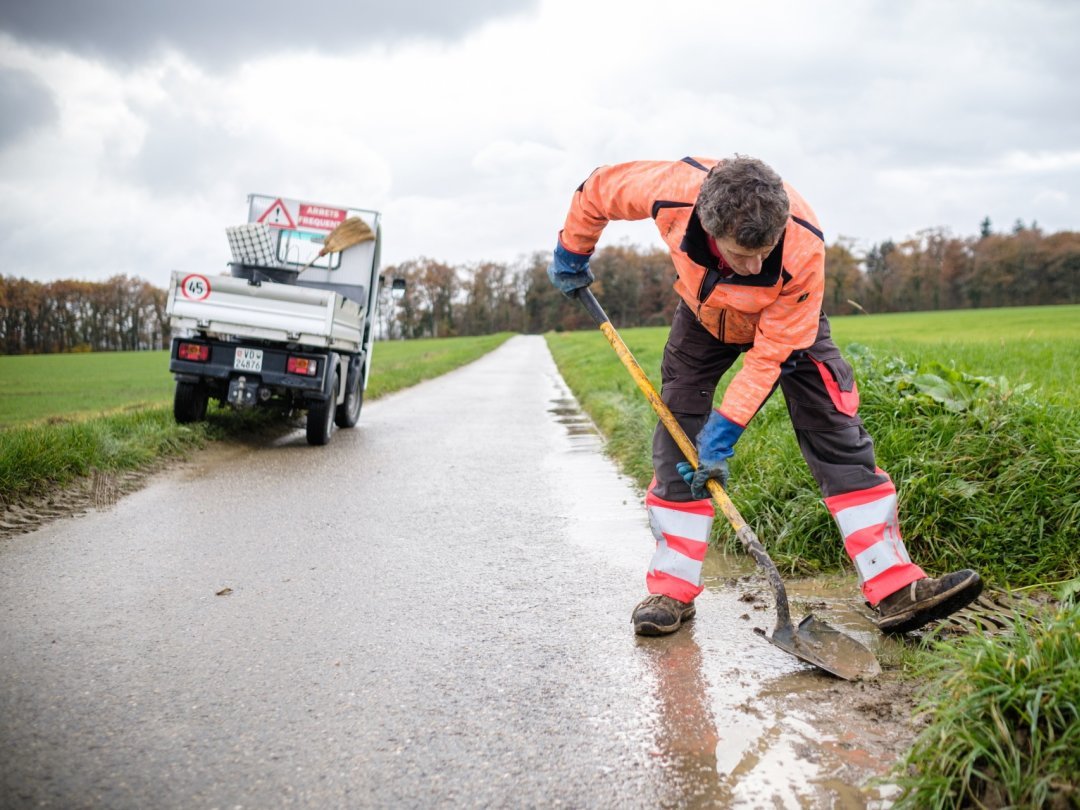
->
xmin=697 ymin=156 xmax=790 ymax=249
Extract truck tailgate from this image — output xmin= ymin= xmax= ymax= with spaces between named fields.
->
xmin=166 ymin=271 xmax=363 ymax=352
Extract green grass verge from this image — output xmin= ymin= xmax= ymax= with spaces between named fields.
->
xmin=0 ymin=333 xmax=514 ymax=503
xmin=545 ymin=306 xmax=1080 ymax=588
xmin=893 ymin=587 xmax=1080 ymax=808
xmin=0 ymin=406 xmax=280 ymax=501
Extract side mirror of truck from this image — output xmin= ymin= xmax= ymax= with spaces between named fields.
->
xmin=391 ymin=278 xmax=406 ymax=301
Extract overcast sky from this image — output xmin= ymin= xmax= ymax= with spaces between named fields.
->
xmin=1 ymin=0 xmax=1077 ymax=285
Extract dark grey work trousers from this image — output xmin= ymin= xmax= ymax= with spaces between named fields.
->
xmin=650 ymin=302 xmax=889 ymax=502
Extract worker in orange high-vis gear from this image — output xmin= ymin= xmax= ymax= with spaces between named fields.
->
xmin=549 ymin=155 xmax=983 ymax=636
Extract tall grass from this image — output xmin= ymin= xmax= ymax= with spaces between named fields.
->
xmin=2 ymin=408 xmax=195 ymax=500
xmin=893 ymin=587 xmax=1080 ymax=808
xmin=737 ymin=347 xmax=1079 ymax=586
xmin=545 ymin=307 xmax=1080 ymax=588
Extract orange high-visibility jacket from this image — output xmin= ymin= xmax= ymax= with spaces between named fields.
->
xmin=558 ymin=156 xmax=826 ymax=427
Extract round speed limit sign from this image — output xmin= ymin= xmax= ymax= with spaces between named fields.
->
xmin=180 ymin=274 xmax=211 ymax=301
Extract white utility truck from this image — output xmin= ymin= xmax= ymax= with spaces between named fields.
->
xmin=165 ymin=194 xmax=402 ymax=445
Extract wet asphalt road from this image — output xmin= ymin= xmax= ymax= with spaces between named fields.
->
xmin=0 ymin=336 xmax=895 ymax=808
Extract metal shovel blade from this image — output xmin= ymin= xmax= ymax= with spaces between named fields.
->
xmin=766 ymin=614 xmax=882 ymax=681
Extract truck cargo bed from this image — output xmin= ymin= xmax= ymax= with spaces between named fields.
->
xmin=166 ymin=271 xmax=364 ymax=352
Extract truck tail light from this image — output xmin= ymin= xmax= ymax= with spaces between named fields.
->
xmin=287 ymin=356 xmax=318 ymax=376
xmin=178 ymin=342 xmax=210 ymax=362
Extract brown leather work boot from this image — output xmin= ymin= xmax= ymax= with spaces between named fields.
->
xmin=632 ymin=594 xmax=696 ymax=636
xmin=875 ymin=569 xmax=983 ymax=634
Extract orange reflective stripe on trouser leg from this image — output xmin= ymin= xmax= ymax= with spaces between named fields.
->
xmin=824 ymin=473 xmax=925 ymax=604
xmin=645 ymin=480 xmax=714 ymax=603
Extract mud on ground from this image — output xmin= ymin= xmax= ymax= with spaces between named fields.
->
xmin=0 ymin=443 xmax=256 ymax=543
xmin=0 ymin=467 xmax=158 ymax=541
xmin=760 ymin=668 xmax=922 ymax=804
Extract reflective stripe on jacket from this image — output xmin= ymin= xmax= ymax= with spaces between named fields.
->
xmin=558 ymin=157 xmax=826 ymax=426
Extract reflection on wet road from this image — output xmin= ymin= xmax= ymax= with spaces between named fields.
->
xmin=550 ymin=357 xmax=904 ymax=808
xmin=0 ymin=336 xmax=904 ymax=808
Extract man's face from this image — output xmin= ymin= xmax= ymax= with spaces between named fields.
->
xmin=713 ymin=236 xmax=777 ymax=277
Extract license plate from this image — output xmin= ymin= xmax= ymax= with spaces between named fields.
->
xmin=233 ymin=347 xmax=263 ymax=372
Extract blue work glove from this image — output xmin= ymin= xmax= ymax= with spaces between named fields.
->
xmin=676 ymin=460 xmax=728 ymax=499
xmin=547 ymin=241 xmax=594 ymax=296
xmin=677 ymin=411 xmax=745 ymax=498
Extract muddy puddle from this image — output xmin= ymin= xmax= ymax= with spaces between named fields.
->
xmin=547 ymin=376 xmax=916 ymax=808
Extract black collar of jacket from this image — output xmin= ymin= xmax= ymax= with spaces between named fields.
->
xmin=681 ymin=206 xmax=785 ymax=297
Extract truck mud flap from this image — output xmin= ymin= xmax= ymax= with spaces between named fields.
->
xmin=307 ymin=352 xmax=340 ymax=402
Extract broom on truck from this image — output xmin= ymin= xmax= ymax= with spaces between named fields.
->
xmin=298 ymin=217 xmax=375 ymax=274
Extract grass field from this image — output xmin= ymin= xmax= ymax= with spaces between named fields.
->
xmin=0 ymin=333 xmax=513 ymax=501
xmin=545 ymin=304 xmax=1080 ymax=587
xmin=0 ymin=351 xmax=175 ymax=426
xmin=828 ymin=304 xmax=1080 ymax=406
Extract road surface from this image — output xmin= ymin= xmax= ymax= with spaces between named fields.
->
xmin=0 ymin=336 xmax=908 ymax=808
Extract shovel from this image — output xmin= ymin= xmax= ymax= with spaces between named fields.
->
xmin=573 ymin=287 xmax=880 ymax=681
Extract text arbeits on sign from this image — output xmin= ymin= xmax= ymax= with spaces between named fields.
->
xmin=298 ymin=204 xmax=347 ymax=231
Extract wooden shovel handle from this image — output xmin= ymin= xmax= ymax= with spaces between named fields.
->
xmin=573 ymin=287 xmax=792 ymax=630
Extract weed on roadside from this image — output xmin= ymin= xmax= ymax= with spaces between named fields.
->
xmin=736 ymin=345 xmax=1080 ymax=587
xmin=892 ymin=584 xmax=1080 ymax=808
xmin=0 ymin=405 xmax=288 ymax=504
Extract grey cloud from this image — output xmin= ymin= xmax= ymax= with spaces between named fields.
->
xmin=0 ymin=0 xmax=538 ymax=68
xmin=121 ymin=112 xmax=240 ymax=195
xmin=0 ymin=67 xmax=59 ymax=148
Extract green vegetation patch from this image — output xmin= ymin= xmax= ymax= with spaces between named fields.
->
xmin=743 ymin=346 xmax=1079 ymax=586
xmin=545 ymin=308 xmax=1080 ymax=588
xmin=0 ymin=350 xmax=175 ymax=427
xmin=893 ymin=588 xmax=1080 ymax=808
xmin=0 ymin=406 xmax=208 ymax=501
xmin=829 ymin=305 xmax=1080 ymax=408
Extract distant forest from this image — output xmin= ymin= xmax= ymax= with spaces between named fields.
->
xmin=379 ymin=220 xmax=1080 ymax=339
xmin=1 ymin=275 xmax=167 ymax=355
xmin=2 ymin=221 xmax=1078 ymax=354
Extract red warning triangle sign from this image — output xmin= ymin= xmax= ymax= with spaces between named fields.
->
xmin=257 ymin=198 xmax=296 ymax=229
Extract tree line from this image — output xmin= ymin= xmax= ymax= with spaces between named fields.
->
xmin=375 ymin=244 xmax=682 ymax=340
xmin=824 ymin=220 xmax=1079 ymax=316
xmin=1 ymin=275 xmax=167 ymax=354
xmin=381 ymin=221 xmax=1079 ymax=338
xmin=2 ymin=222 xmax=1077 ymax=353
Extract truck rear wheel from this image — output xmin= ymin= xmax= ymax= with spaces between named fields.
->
xmin=335 ymin=364 xmax=363 ymax=428
xmin=174 ymin=381 xmax=208 ymax=423
xmin=306 ymin=371 xmax=339 ymax=446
